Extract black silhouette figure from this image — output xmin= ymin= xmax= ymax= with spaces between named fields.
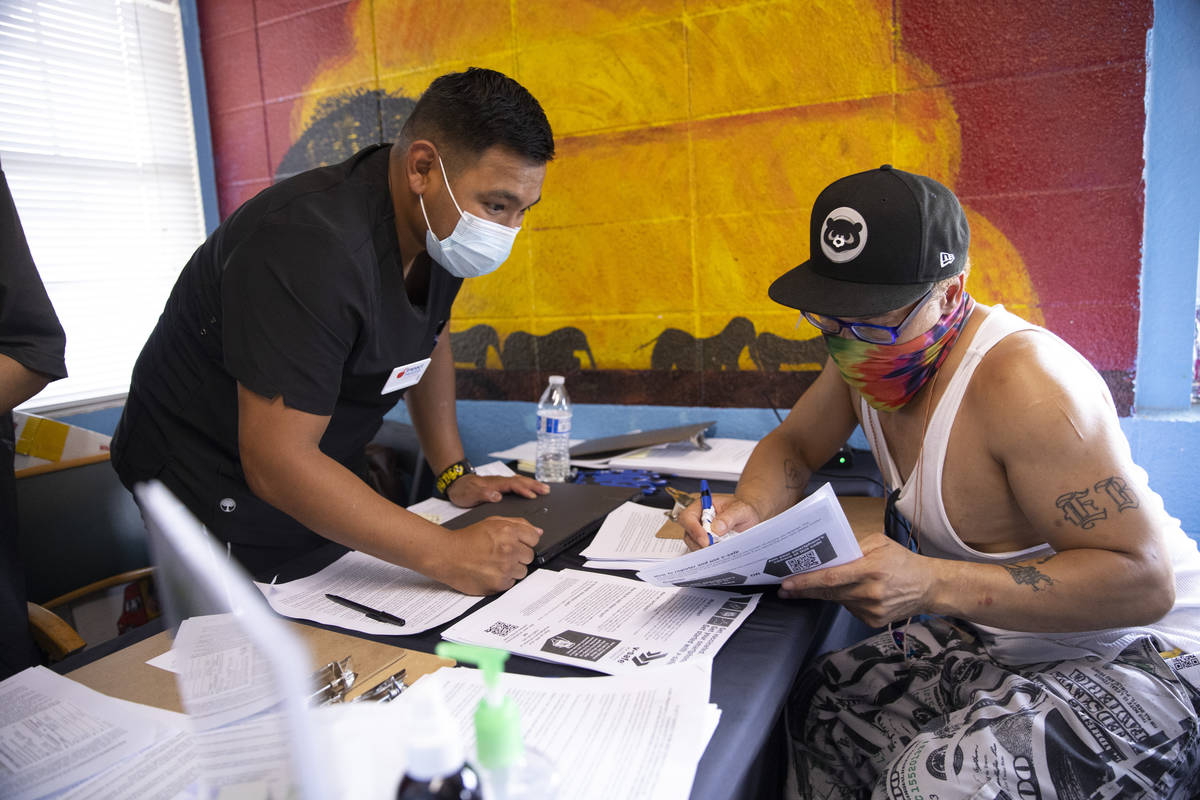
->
xmin=754 ymin=332 xmax=826 ymax=371
xmin=502 ymin=327 xmax=596 ymax=372
xmin=451 ymin=324 xmax=501 ymax=369
xmin=641 ymin=316 xmax=758 ymax=371
xmin=275 ymin=89 xmax=417 ymax=180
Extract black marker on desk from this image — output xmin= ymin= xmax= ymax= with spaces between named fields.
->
xmin=325 ymin=593 xmax=406 ymax=627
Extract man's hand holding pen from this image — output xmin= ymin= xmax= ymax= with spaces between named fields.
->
xmin=679 ymin=491 xmax=763 ymax=552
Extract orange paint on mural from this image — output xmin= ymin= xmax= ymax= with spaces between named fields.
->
xmin=288 ymin=0 xmax=1041 ymax=375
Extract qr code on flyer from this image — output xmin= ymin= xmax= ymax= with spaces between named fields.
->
xmin=484 ymin=621 xmax=519 ymax=637
xmin=785 ymin=550 xmax=822 ymax=574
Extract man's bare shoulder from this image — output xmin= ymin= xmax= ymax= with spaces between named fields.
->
xmin=966 ymin=326 xmax=1116 ymax=454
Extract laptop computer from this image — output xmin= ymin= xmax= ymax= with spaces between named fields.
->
xmin=441 ymin=482 xmax=639 ymax=566
xmin=135 ymin=480 xmax=330 ymax=800
xmin=568 ymin=420 xmax=715 ymax=460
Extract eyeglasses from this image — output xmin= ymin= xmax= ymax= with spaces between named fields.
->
xmin=801 ymin=289 xmax=936 ymax=344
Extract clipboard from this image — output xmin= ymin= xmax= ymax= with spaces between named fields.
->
xmin=568 ymin=421 xmax=715 ymax=460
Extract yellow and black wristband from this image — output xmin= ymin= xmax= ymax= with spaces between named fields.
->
xmin=435 ymin=459 xmax=474 ymax=498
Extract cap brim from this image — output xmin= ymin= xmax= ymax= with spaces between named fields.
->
xmin=768 ymin=260 xmax=933 ymax=317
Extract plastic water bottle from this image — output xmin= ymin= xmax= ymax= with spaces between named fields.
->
xmin=535 ymin=375 xmax=571 ymax=483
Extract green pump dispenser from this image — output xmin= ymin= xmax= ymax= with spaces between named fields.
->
xmin=434 ymin=643 xmax=524 ymax=769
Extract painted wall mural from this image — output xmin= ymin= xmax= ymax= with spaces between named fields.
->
xmin=197 ymin=0 xmax=1150 ymax=413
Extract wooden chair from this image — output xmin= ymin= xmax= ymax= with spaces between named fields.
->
xmin=26 ymin=567 xmax=157 ymax=662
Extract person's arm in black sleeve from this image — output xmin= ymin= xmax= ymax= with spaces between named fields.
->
xmin=0 ymin=165 xmax=67 ymax=413
xmin=223 ymin=228 xmax=542 ymax=595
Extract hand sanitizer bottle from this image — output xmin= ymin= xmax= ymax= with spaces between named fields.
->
xmin=396 ymin=681 xmax=483 ymax=800
xmin=436 ymin=643 xmax=560 ymax=800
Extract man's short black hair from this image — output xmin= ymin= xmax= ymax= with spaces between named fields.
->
xmin=400 ymin=67 xmax=554 ymax=165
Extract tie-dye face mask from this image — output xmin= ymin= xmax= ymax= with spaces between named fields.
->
xmin=824 ymin=292 xmax=975 ymax=412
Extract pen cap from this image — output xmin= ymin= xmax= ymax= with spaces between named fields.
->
xmin=436 ymin=643 xmax=525 ymax=768
xmin=402 ymin=680 xmax=466 ymax=780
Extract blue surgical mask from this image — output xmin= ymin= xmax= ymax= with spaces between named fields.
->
xmin=420 ymin=155 xmax=519 ymax=279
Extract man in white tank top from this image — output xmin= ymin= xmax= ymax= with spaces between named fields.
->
xmin=680 ymin=166 xmax=1200 ymax=798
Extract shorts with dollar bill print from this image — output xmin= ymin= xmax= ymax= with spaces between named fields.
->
xmin=787 ymin=617 xmax=1200 ymax=799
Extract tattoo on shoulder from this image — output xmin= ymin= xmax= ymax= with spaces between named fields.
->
xmin=1054 ymin=475 xmax=1139 ymax=529
xmin=1003 ymin=563 xmax=1054 ymax=592
xmin=783 ymin=459 xmax=806 ymax=489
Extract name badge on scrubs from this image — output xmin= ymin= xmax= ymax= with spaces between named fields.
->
xmin=381 ymin=357 xmax=431 ymax=395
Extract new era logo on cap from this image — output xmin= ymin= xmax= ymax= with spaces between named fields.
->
xmin=940 ymin=252 xmax=955 ymax=269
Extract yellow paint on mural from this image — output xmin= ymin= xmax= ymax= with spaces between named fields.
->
xmin=292 ymin=0 xmax=1041 ymax=373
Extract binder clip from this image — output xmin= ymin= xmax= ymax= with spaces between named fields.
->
xmin=309 ymin=656 xmax=356 ymax=706
xmin=354 ymin=668 xmax=408 ymax=703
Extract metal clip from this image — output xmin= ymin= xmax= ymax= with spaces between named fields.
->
xmin=353 ymin=668 xmax=408 ymax=703
xmin=309 ymin=657 xmax=356 ymax=706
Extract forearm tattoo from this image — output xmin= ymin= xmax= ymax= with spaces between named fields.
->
xmin=783 ymin=458 xmax=806 ymax=489
xmin=1055 ymin=475 xmax=1139 ymax=529
xmin=1003 ymin=557 xmax=1055 ymax=592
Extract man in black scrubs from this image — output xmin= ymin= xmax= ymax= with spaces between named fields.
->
xmin=1 ymin=161 xmax=68 ymax=678
xmin=113 ymin=68 xmax=552 ymax=595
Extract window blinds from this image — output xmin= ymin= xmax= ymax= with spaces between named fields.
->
xmin=0 ymin=0 xmax=206 ymax=411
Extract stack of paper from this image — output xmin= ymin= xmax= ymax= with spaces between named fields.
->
xmin=578 ymin=501 xmax=689 ymax=570
xmin=406 ymin=661 xmax=719 ymax=800
xmin=606 ymin=437 xmax=756 ymax=481
xmin=441 ymin=568 xmax=759 ymax=674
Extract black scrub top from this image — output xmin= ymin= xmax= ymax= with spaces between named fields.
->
xmin=1 ymin=163 xmax=67 ymax=678
xmin=112 ymin=144 xmax=461 ymax=572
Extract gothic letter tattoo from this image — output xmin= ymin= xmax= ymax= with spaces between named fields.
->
xmin=1055 ymin=489 xmax=1108 ymax=530
xmin=1094 ymin=476 xmax=1139 ymax=512
xmin=1003 ymin=563 xmax=1055 ymax=591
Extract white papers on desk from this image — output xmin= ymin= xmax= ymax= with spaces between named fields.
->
xmin=256 ymin=550 xmax=485 ymax=635
xmin=606 ymin=437 xmax=756 ymax=481
xmin=579 ymin=501 xmax=688 ymax=570
xmin=173 ymin=613 xmax=285 ymax=730
xmin=406 ymin=661 xmax=718 ymax=800
xmin=488 ymin=439 xmax=584 ymax=463
xmin=0 ymin=666 xmax=185 ymax=800
xmin=637 ymin=482 xmax=862 ymax=588
xmin=441 ymin=568 xmax=759 ymax=674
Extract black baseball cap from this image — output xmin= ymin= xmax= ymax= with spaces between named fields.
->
xmin=768 ymin=165 xmax=969 ymax=317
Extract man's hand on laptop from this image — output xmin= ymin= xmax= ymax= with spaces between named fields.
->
xmin=448 ymin=473 xmax=550 ymax=506
xmin=438 ymin=516 xmax=544 ymax=595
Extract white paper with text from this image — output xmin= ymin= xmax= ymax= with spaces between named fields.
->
xmin=636 ymin=482 xmax=862 ymax=587
xmin=441 ymin=568 xmax=758 ymax=674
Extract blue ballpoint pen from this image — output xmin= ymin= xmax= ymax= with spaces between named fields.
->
xmin=700 ymin=479 xmax=716 ymax=545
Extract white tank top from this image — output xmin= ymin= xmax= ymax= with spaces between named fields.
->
xmin=860 ymin=306 xmax=1200 ymax=664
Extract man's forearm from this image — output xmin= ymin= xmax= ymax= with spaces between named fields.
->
xmin=929 ymin=547 xmax=1174 ymax=632
xmin=405 ymin=334 xmax=466 ymax=474
xmin=734 ymin=429 xmax=814 ymax=521
xmin=247 ymin=445 xmax=451 ymax=576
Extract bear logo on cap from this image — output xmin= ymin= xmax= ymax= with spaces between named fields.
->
xmin=820 ymin=206 xmax=868 ymax=263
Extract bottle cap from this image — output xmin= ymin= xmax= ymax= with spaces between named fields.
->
xmin=548 ymin=375 xmax=564 ymax=384
xmin=436 ymin=643 xmax=525 ymax=768
xmin=403 ymin=680 xmax=466 ymax=780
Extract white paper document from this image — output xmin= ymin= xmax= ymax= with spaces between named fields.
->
xmin=487 ymin=439 xmax=584 ymax=463
xmin=0 ymin=666 xmax=185 ymax=800
xmin=606 ymin=437 xmax=756 ymax=481
xmin=257 ymin=550 xmax=485 ymax=635
xmin=173 ymin=613 xmax=287 ymax=730
xmin=579 ymin=501 xmax=688 ymax=569
xmin=406 ymin=661 xmax=719 ymax=800
xmin=637 ymin=482 xmax=862 ymax=587
xmin=441 ymin=568 xmax=759 ymax=674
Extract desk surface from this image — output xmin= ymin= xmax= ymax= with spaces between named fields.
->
xmin=66 ymin=489 xmax=885 ymax=800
